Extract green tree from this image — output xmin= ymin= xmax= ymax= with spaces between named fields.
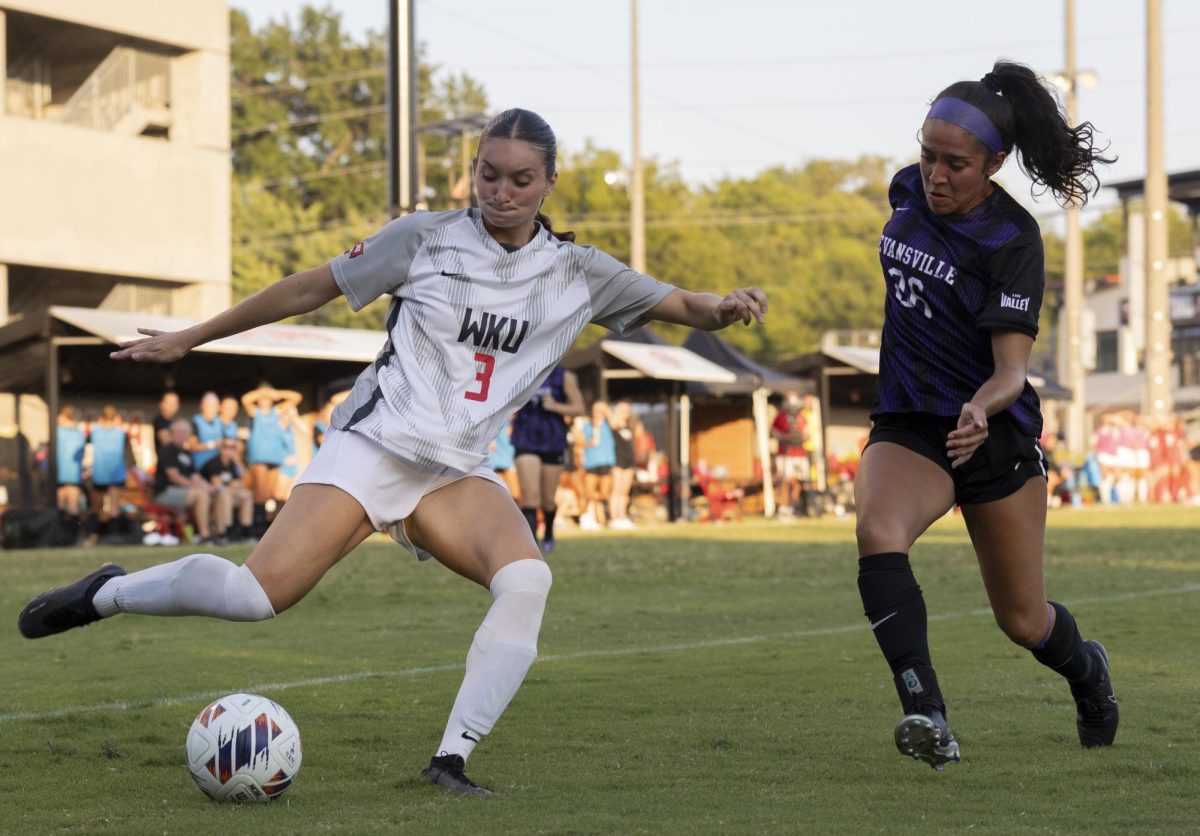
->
xmin=229 ymin=5 xmax=488 ymax=328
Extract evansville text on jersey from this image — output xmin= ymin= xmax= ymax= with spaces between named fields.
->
xmin=457 ymin=307 xmax=531 ymax=354
xmin=879 ymin=233 xmax=957 ymax=286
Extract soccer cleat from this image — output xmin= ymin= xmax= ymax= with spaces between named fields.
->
xmin=894 ymin=709 xmax=961 ymax=771
xmin=541 ymin=537 xmax=556 ymax=555
xmin=1071 ymin=640 xmax=1118 ymax=748
xmin=17 ymin=563 xmax=127 ymax=639
xmin=421 ymin=754 xmax=493 ymax=797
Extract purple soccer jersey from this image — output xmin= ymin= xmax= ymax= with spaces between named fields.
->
xmin=874 ymin=164 xmax=1044 ymax=437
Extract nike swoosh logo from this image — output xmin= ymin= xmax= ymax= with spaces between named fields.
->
xmin=869 ymin=612 xmax=898 ymax=630
xmin=461 ymin=731 xmax=479 ymax=743
xmin=440 ymin=270 xmax=469 ymax=279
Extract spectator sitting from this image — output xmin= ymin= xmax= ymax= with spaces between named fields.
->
xmin=202 ymin=438 xmax=255 ymax=543
xmin=154 ymin=418 xmax=215 ymax=544
xmin=190 ymin=391 xmax=225 ymax=472
xmin=219 ymin=394 xmax=243 ymax=448
xmin=152 ymin=390 xmax=180 ymax=465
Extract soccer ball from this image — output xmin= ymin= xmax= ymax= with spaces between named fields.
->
xmin=185 ymin=693 xmax=302 ymax=803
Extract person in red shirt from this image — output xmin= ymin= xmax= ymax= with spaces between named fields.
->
xmin=772 ymin=392 xmax=810 ymax=516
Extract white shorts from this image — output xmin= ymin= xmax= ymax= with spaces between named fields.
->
xmin=296 ymin=428 xmax=505 ymax=560
xmin=778 ymin=454 xmax=811 ymax=481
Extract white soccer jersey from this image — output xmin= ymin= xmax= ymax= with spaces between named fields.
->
xmin=329 ymin=208 xmax=676 ymax=473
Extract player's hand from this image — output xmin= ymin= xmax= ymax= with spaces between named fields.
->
xmin=109 ymin=328 xmax=194 ymax=363
xmin=947 ymin=402 xmax=988 ymax=469
xmin=715 ymin=288 xmax=768 ymax=327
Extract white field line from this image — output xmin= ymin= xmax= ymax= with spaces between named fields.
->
xmin=3 ymin=581 xmax=1198 ymax=725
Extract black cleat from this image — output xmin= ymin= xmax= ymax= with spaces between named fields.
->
xmin=1071 ymin=640 xmax=1118 ymax=748
xmin=421 ymin=754 xmax=494 ymax=797
xmin=18 ymin=564 xmax=126 ymax=639
xmin=894 ymin=709 xmax=961 ymax=771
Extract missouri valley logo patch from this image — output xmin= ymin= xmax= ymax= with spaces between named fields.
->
xmin=348 ymin=241 xmax=365 ymax=259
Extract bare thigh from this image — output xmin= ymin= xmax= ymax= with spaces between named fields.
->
xmin=406 ymin=476 xmax=542 ymax=588
xmin=250 ymin=463 xmax=277 ymax=504
xmin=244 ymin=483 xmax=375 ymax=613
xmin=515 ymin=455 xmax=543 ymax=509
xmin=961 ymin=476 xmax=1050 ymax=646
xmin=854 ymin=442 xmax=956 ymax=556
xmin=539 ymin=463 xmax=564 ymax=511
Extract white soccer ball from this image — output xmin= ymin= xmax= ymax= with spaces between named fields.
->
xmin=185 ymin=693 xmax=302 ymax=803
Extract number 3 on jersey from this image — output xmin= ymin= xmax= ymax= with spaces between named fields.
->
xmin=465 ymin=351 xmax=495 ymax=402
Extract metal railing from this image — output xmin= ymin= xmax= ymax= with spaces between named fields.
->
xmin=57 ymin=46 xmax=171 ymax=132
xmin=6 ymin=53 xmax=52 ymax=120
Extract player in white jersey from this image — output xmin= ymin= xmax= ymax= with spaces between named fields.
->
xmin=18 ymin=109 xmax=768 ymax=796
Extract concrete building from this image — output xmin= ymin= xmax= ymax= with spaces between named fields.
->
xmin=0 ymin=0 xmax=230 ymax=453
xmin=1065 ymin=171 xmax=1200 ymax=416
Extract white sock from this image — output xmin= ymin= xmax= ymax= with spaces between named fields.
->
xmin=435 ymin=558 xmax=552 ymax=761
xmin=91 ymin=553 xmax=275 ymax=622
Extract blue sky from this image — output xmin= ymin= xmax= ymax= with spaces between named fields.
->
xmin=238 ymin=0 xmax=1200 ymax=220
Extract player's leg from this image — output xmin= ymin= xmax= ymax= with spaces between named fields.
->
xmin=19 ymin=484 xmax=373 ymax=639
xmin=538 ymin=461 xmax=564 ymax=551
xmin=188 ymin=485 xmax=213 ymax=540
xmin=961 ymin=478 xmax=1118 ymax=747
xmin=854 ymin=440 xmax=959 ymax=768
xmin=213 ymin=485 xmax=233 ymax=539
xmin=405 ymin=475 xmax=551 ymax=795
xmin=514 ymin=454 xmax=543 ymax=541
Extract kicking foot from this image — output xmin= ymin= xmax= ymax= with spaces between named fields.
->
xmin=18 ymin=563 xmax=127 ymax=639
xmin=421 ymin=754 xmax=494 ymax=797
xmin=894 ymin=709 xmax=961 ymax=771
xmin=1071 ymin=640 xmax=1118 ymax=748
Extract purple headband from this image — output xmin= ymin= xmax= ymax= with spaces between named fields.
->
xmin=927 ymin=97 xmax=1003 ymax=154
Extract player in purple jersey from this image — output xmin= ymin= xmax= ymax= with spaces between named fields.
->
xmin=18 ymin=109 xmax=767 ymax=797
xmin=853 ymin=62 xmax=1117 ymax=770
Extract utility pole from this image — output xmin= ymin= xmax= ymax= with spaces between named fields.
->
xmin=1062 ymin=0 xmax=1087 ymax=458
xmin=387 ymin=0 xmax=418 ymax=217
xmin=629 ymin=0 xmax=646 ymax=273
xmin=1145 ymin=0 xmax=1173 ymax=414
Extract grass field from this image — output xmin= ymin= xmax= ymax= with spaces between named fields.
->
xmin=1 ymin=505 xmax=1197 ymax=834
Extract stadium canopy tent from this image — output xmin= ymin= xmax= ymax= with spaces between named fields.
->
xmin=781 ymin=332 xmax=1072 ymax=466
xmin=562 ymin=329 xmax=737 ymax=521
xmin=682 ymin=330 xmax=814 ymax=516
xmin=0 ymin=306 xmax=382 ymax=507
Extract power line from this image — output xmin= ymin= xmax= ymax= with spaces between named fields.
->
xmin=224 ymin=22 xmax=1200 ymax=93
xmin=232 ymin=67 xmax=385 ymax=98
xmin=233 ymin=104 xmax=387 ymax=139
xmin=238 ymin=161 xmax=388 ymax=192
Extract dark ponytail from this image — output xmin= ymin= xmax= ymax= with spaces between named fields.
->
xmin=535 ymin=210 xmax=575 ymax=243
xmin=934 ymin=60 xmax=1115 ymax=206
xmin=477 ymin=108 xmax=576 ymax=242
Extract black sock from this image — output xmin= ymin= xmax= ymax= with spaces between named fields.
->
xmin=858 ymin=552 xmax=944 ymax=715
xmin=521 ymin=507 xmax=539 ymax=539
xmin=1031 ymin=601 xmax=1093 ymax=683
xmin=543 ymin=507 xmax=557 ymax=540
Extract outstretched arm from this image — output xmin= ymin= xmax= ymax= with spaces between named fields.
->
xmin=111 ymin=263 xmax=342 ymax=363
xmin=647 ymin=287 xmax=767 ymax=331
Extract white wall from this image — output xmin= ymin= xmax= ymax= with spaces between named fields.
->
xmin=0 ymin=116 xmax=229 ymax=296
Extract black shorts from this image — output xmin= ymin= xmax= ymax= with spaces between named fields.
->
xmin=514 ymin=449 xmax=566 ymax=466
xmin=586 ymin=465 xmax=613 ymax=477
xmin=866 ymin=411 xmax=1046 ymax=505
